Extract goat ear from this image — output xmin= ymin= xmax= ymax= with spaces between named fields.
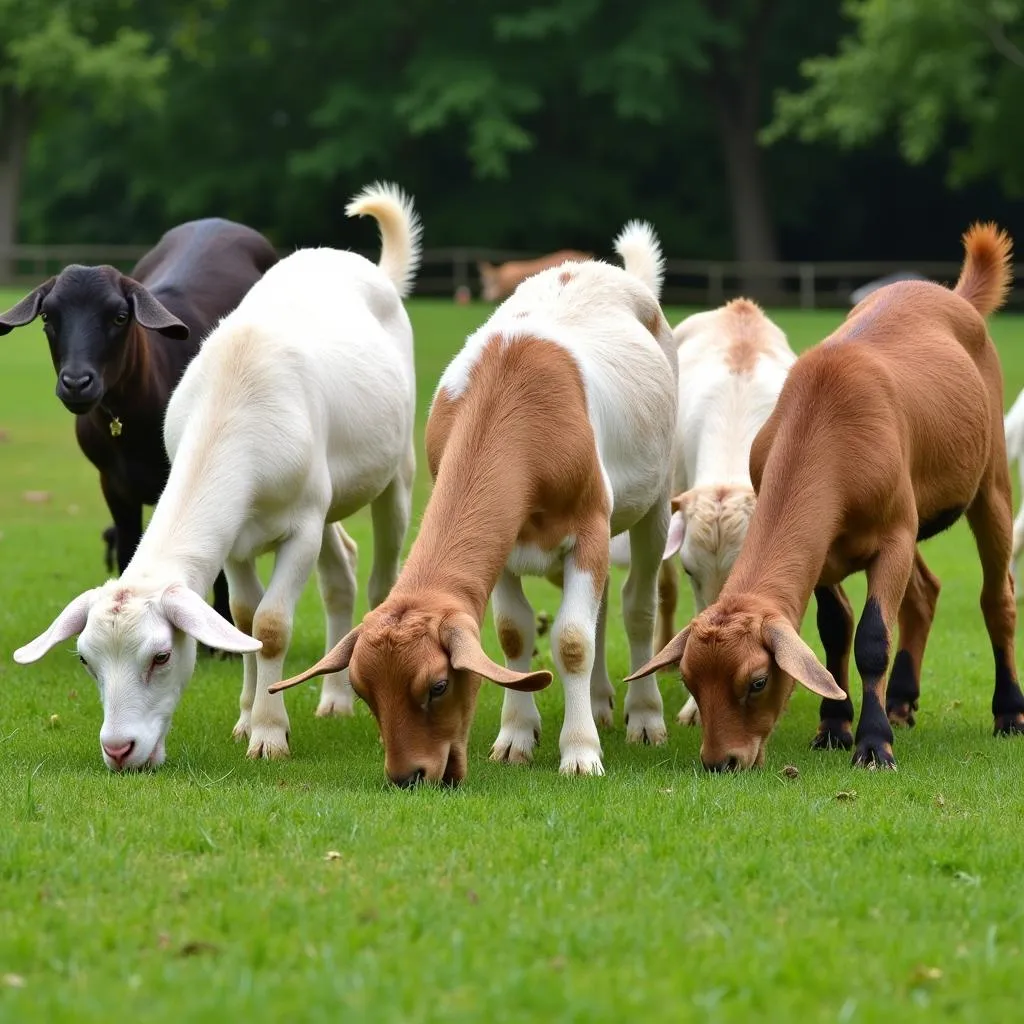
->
xmin=444 ymin=622 xmax=552 ymax=692
xmin=623 ymin=626 xmax=690 ymax=681
xmin=0 ymin=279 xmax=55 ymax=335
xmin=268 ymin=627 xmax=362 ymax=694
xmin=125 ymin=280 xmax=189 ymax=340
xmin=161 ymin=584 xmax=261 ymax=653
xmin=663 ymin=509 xmax=686 ymax=560
xmin=763 ymin=619 xmax=845 ymax=699
xmin=14 ymin=589 xmax=99 ymax=664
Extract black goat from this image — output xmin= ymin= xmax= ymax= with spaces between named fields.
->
xmin=0 ymin=219 xmax=278 ymax=623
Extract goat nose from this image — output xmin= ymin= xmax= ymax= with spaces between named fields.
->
xmin=60 ymin=371 xmax=94 ymax=392
xmin=102 ymin=740 xmax=135 ymax=768
xmin=390 ymin=767 xmax=426 ymax=789
xmin=703 ymin=755 xmax=740 ymax=773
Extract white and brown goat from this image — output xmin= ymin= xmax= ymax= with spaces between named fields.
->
xmin=272 ymin=223 xmax=677 ymax=783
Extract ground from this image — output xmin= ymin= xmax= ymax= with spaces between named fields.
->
xmin=2 ymin=297 xmax=1024 ymax=1022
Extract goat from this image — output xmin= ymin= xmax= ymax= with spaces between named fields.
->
xmin=478 ymin=250 xmax=592 ymax=302
xmin=0 ymin=219 xmax=279 ymax=624
xmin=269 ymin=223 xmax=677 ymax=785
xmin=663 ymin=299 xmax=796 ymax=726
xmin=1004 ymin=387 xmax=1024 ymax=588
xmin=13 ymin=183 xmax=421 ymax=771
xmin=629 ymin=223 xmax=1024 ymax=772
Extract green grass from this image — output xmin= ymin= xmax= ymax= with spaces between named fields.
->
xmin=3 ymin=296 xmax=1024 ymax=1022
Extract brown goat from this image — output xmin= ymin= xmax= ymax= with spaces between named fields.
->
xmin=478 ymin=250 xmax=592 ymax=302
xmin=629 ymin=223 xmax=1024 ymax=772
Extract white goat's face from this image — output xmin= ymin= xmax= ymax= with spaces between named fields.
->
xmin=664 ymin=487 xmax=757 ymax=610
xmin=77 ymin=589 xmax=198 ymax=771
xmin=13 ymin=581 xmax=261 ymax=772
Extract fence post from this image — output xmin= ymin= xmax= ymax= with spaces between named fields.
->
xmin=453 ymin=248 xmax=470 ymax=297
xmin=799 ymin=264 xmax=816 ymax=309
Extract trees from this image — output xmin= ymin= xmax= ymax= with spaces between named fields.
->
xmin=0 ymin=0 xmax=168 ymax=267
xmin=766 ymin=0 xmax=1024 ymax=195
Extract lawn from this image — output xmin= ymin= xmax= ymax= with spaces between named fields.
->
xmin=3 ymin=294 xmax=1024 ymax=1023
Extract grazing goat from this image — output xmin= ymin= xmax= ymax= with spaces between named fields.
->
xmin=0 ymin=219 xmax=278 ymax=623
xmin=1004 ymin=388 xmax=1024 ymax=587
xmin=13 ymin=183 xmax=421 ymax=770
xmin=271 ymin=223 xmax=677 ymax=784
xmin=629 ymin=223 xmax=1024 ymax=772
xmin=664 ymin=300 xmax=796 ymax=726
xmin=478 ymin=250 xmax=592 ymax=302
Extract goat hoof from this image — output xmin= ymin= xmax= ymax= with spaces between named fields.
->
xmin=246 ymin=726 xmax=290 ymax=760
xmin=315 ymin=697 xmax=355 ymax=718
xmin=886 ymin=701 xmax=917 ymax=728
xmin=811 ymin=722 xmax=854 ymax=750
xmin=558 ymin=744 xmax=604 ymax=776
xmin=490 ymin=724 xmax=540 ymax=764
xmin=591 ymin=697 xmax=614 ymax=729
xmin=625 ymin=712 xmax=667 ymax=746
xmin=677 ymin=697 xmax=701 ymax=727
xmin=851 ymin=739 xmax=897 ymax=770
xmin=993 ymin=712 xmax=1024 ymax=736
xmin=231 ymin=715 xmax=251 ymax=741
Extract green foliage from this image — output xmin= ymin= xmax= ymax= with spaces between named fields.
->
xmin=766 ymin=0 xmax=1024 ymax=193
xmin=4 ymin=298 xmax=1024 ymax=1020
xmin=0 ymin=0 xmax=167 ymax=116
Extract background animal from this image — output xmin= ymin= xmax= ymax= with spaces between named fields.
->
xmin=270 ymin=221 xmax=677 ymax=784
xmin=13 ymin=183 xmax=421 ymax=771
xmin=630 ymin=223 xmax=1024 ymax=773
xmin=477 ymin=250 xmax=592 ymax=302
xmin=0 ymin=218 xmax=279 ymax=624
xmin=663 ymin=299 xmax=796 ymax=726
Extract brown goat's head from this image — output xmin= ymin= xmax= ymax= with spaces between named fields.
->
xmin=0 ymin=266 xmax=188 ymax=414
xmin=626 ymin=593 xmax=843 ymax=770
xmin=270 ymin=596 xmax=551 ymax=787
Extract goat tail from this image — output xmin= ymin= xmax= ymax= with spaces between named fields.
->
xmin=955 ymin=222 xmax=1013 ymax=318
xmin=346 ymin=182 xmax=423 ymax=299
xmin=614 ymin=220 xmax=665 ymax=301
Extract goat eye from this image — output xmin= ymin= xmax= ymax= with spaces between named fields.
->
xmin=429 ymin=679 xmax=449 ymax=700
xmin=40 ymin=311 xmax=49 ymax=323
xmin=750 ymin=676 xmax=768 ymax=693
xmin=113 ymin=310 xmax=129 ymax=326
xmin=152 ymin=651 xmax=171 ymax=667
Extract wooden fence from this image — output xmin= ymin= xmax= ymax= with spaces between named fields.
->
xmin=1 ymin=245 xmax=1015 ymax=309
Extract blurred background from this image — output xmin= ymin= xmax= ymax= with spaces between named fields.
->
xmin=2 ymin=0 xmax=1021 ymax=304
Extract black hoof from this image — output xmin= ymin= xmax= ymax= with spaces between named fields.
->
xmin=811 ymin=721 xmax=854 ymax=750
xmin=994 ymin=713 xmax=1024 ymax=736
xmin=887 ymin=701 xmax=917 ymax=728
xmin=851 ymin=739 xmax=897 ymax=770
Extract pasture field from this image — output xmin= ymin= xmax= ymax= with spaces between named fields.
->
xmin=3 ymin=295 xmax=1024 ymax=1023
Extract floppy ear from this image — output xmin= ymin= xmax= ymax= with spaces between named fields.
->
xmin=125 ymin=279 xmax=189 ymax=340
xmin=14 ymin=588 xmax=99 ymax=664
xmin=268 ymin=626 xmax=362 ymax=694
xmin=763 ymin=619 xmax=844 ymax=699
xmin=623 ymin=626 xmax=690 ymax=682
xmin=664 ymin=510 xmax=686 ymax=560
xmin=444 ymin=621 xmax=551 ymax=692
xmin=161 ymin=584 xmax=261 ymax=653
xmin=0 ymin=279 xmax=55 ymax=336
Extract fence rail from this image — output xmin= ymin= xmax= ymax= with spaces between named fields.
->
xmin=1 ymin=245 xmax=1017 ymax=309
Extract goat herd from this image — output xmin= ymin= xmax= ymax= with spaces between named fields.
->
xmin=4 ymin=182 xmax=1024 ymax=787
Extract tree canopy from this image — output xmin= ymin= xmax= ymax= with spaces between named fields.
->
xmin=9 ymin=0 xmax=1023 ymax=265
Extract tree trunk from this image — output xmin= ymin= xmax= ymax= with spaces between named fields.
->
xmin=0 ymin=91 xmax=32 ymax=284
xmin=704 ymin=0 xmax=781 ymax=301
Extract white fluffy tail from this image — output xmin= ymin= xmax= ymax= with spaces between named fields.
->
xmin=614 ymin=220 xmax=665 ymax=301
xmin=346 ymin=182 xmax=423 ymax=299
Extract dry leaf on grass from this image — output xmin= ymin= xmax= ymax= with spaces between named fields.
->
xmin=2 ymin=974 xmax=26 ymax=989
xmin=324 ymin=850 xmax=342 ymax=862
xmin=836 ymin=790 xmax=858 ymax=801
xmin=22 ymin=491 xmax=51 ymax=504
xmin=780 ymin=764 xmax=800 ymax=779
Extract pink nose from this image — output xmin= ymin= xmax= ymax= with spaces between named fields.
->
xmin=102 ymin=740 xmax=135 ymax=767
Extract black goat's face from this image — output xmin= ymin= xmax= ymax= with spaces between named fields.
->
xmin=0 ymin=266 xmax=188 ymax=415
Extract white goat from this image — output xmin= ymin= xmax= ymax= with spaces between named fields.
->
xmin=14 ymin=182 xmax=421 ymax=769
xmin=1006 ymin=387 xmax=1024 ymax=590
xmin=664 ymin=299 xmax=796 ymax=725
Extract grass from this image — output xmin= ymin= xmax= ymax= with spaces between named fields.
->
xmin=3 ymin=295 xmax=1024 ymax=1022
